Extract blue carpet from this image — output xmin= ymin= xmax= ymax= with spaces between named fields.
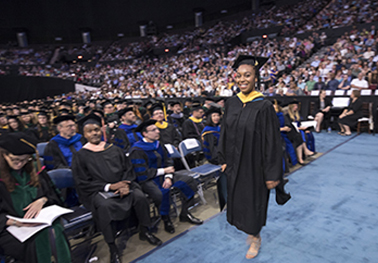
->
xmin=133 ymin=133 xmax=378 ymax=263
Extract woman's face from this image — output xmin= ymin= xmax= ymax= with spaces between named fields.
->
xmin=236 ymin=64 xmax=256 ymax=94
xmin=3 ymin=153 xmax=31 ymax=170
xmin=211 ymin=113 xmax=220 ymax=125
xmin=8 ymin=119 xmax=19 ymax=130
xmin=292 ymin=104 xmax=298 ymax=111
xmin=37 ymin=115 xmax=47 ymax=125
xmin=21 ymin=114 xmax=31 ymax=123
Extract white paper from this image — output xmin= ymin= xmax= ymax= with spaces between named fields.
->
xmin=164 ymin=144 xmax=174 ymax=155
xmin=334 ymin=90 xmax=345 ymax=96
xmin=346 ymin=90 xmax=352 ymax=96
xmin=184 ymin=139 xmax=199 ymax=150
xmin=311 ymin=90 xmax=320 ymax=96
xmin=325 ymin=90 xmax=332 ymax=96
xmin=375 ymin=90 xmax=378 ymax=96
xmin=332 ymin=97 xmax=350 ymax=108
xmin=6 ymin=205 xmax=73 ymax=242
xmin=361 ymin=89 xmax=371 ymax=96
xmin=291 ymin=122 xmax=300 ymax=133
xmin=300 ymin=121 xmax=317 ymax=128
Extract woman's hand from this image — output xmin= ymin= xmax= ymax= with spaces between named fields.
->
xmin=266 ymin=180 xmax=280 ymax=189
xmin=23 ymin=197 xmax=47 ymax=219
xmin=162 ymin=178 xmax=173 ymax=189
xmin=6 ymin=219 xmax=42 ymax=227
xmin=221 ymin=164 xmax=227 ymax=172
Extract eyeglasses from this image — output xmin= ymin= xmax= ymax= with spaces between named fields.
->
xmin=8 ymin=157 xmax=32 ymax=164
xmin=63 ymin=124 xmax=76 ymax=129
xmin=146 ymin=128 xmax=159 ymax=132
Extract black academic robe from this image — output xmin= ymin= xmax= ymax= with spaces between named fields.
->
xmin=182 ymin=119 xmax=205 ymax=141
xmin=158 ymin=123 xmax=181 ymax=147
xmin=107 ymin=127 xmax=131 ymax=153
xmin=338 ymin=97 xmax=363 ymax=128
xmin=167 ymin=114 xmax=186 ymax=133
xmin=0 ymin=170 xmax=67 ymax=263
xmin=72 ymin=145 xmax=149 ymax=243
xmin=218 ymin=97 xmax=285 ymax=235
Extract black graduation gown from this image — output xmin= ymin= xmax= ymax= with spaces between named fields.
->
xmin=218 ymin=97 xmax=284 ymax=235
xmin=167 ymin=114 xmax=186 ymax=133
xmin=0 ymin=171 xmax=67 ymax=263
xmin=71 ymin=145 xmax=149 ymax=243
xmin=158 ymin=124 xmax=181 ymax=147
xmin=312 ymin=97 xmax=333 ymax=116
xmin=202 ymin=132 xmax=220 ymax=164
xmin=284 ymin=114 xmax=304 ymax=148
xmin=107 ymin=127 xmax=131 ymax=153
xmin=338 ymin=98 xmax=363 ymax=128
xmin=182 ymin=119 xmax=205 ymax=141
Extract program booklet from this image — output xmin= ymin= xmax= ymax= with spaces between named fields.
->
xmin=6 ymin=205 xmax=73 ymax=243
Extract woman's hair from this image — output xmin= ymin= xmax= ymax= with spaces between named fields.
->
xmin=206 ymin=112 xmax=220 ymax=127
xmin=352 ymin=89 xmax=361 ymax=98
xmin=8 ymin=117 xmax=25 ymax=132
xmin=287 ymin=104 xmax=301 ymax=121
xmin=0 ymin=148 xmax=39 ymax=192
xmin=36 ymin=116 xmax=55 ymax=140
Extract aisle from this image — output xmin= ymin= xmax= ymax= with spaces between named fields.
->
xmin=133 ymin=133 xmax=378 ymax=263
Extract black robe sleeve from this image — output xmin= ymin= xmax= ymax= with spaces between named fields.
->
xmin=44 ymin=140 xmax=69 ymax=170
xmin=129 ymin=149 xmax=159 ymax=184
xmin=203 ymin=133 xmax=219 ymax=164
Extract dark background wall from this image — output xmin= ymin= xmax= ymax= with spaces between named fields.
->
xmin=0 ymin=0 xmax=254 ymax=44
xmin=0 ymin=76 xmax=75 ymax=102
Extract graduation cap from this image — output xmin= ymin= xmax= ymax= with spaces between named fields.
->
xmin=101 ymin=100 xmax=113 ymax=108
xmin=169 ymin=100 xmax=181 ymax=107
xmin=117 ymin=107 xmax=134 ymax=118
xmin=191 ymin=101 xmax=203 ymax=111
xmin=0 ymin=132 xmax=38 ymax=155
xmin=133 ymin=99 xmax=143 ymax=105
xmin=53 ymin=114 xmax=76 ymax=125
xmin=144 ymin=100 xmax=155 ymax=108
xmin=20 ymin=110 xmax=30 ymax=115
xmin=59 ymin=109 xmax=71 ymax=115
xmin=135 ymin=119 xmax=157 ymax=133
xmin=7 ymin=115 xmax=19 ymax=121
xmin=91 ymin=109 xmax=105 ymax=118
xmin=149 ymin=103 xmax=164 ymax=115
xmin=60 ymin=101 xmax=72 ymax=108
xmin=37 ymin=111 xmax=48 ymax=117
xmin=77 ymin=113 xmax=102 ymax=128
xmin=105 ymin=114 xmax=119 ymax=124
xmin=232 ymin=55 xmax=269 ymax=70
xmin=206 ymin=106 xmax=222 ymax=116
xmin=83 ymin=106 xmax=92 ymax=114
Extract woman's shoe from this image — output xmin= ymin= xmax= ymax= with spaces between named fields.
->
xmin=341 ymin=133 xmax=351 ymax=136
xmin=337 ymin=131 xmax=345 ymax=135
xmin=246 ymin=236 xmax=261 ymax=259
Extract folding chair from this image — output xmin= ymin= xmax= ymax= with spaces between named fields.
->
xmin=177 ymin=139 xmax=222 ymax=204
xmin=36 ymin=142 xmax=48 ymax=165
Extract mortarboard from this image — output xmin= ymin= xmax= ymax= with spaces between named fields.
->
xmin=206 ymin=107 xmax=222 ymax=116
xmin=117 ymin=107 xmax=134 ymax=118
xmin=149 ymin=103 xmax=164 ymax=115
xmin=191 ymin=101 xmax=202 ymax=111
xmin=0 ymin=132 xmax=38 ymax=155
xmin=135 ymin=119 xmax=158 ymax=133
xmin=53 ymin=115 xmax=75 ymax=125
xmin=232 ymin=55 xmax=269 ymax=71
xmin=77 ymin=113 xmax=102 ymax=127
xmin=169 ymin=100 xmax=181 ymax=107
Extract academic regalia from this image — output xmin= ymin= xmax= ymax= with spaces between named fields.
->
xmin=155 ymin=121 xmax=181 ymax=147
xmin=44 ymin=134 xmax=83 ymax=170
xmin=201 ymin=125 xmax=221 ymax=164
xmin=72 ymin=144 xmax=151 ymax=244
xmin=119 ymin=123 xmax=143 ymax=148
xmin=181 ymin=117 xmax=205 ymax=141
xmin=276 ymin=112 xmax=298 ymax=166
xmin=287 ymin=114 xmax=316 ymax=153
xmin=106 ymin=127 xmax=131 ymax=153
xmin=218 ymin=91 xmax=290 ymax=236
xmin=338 ymin=97 xmax=363 ymax=128
xmin=167 ymin=113 xmax=186 ymax=134
xmin=129 ymin=140 xmax=197 ymax=216
xmin=28 ymin=126 xmax=53 ymax=143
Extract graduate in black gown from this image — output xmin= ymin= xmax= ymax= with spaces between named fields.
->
xmin=0 ymin=133 xmax=71 ymax=263
xmin=218 ymin=55 xmax=290 ymax=259
xmin=201 ymin=107 xmax=221 ymax=164
xmin=29 ymin=111 xmax=55 ymax=143
xmin=313 ymin=90 xmax=332 ymax=133
xmin=167 ymin=100 xmax=186 ymax=136
xmin=105 ymin=115 xmax=131 ymax=153
xmin=150 ymin=103 xmax=181 ymax=147
xmin=72 ymin=114 xmax=162 ymax=263
xmin=181 ymin=101 xmax=205 ymax=141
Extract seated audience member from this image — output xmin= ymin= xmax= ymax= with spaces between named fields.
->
xmin=129 ymin=120 xmax=203 ymax=235
xmin=118 ymin=107 xmax=143 ymax=147
xmin=44 ymin=115 xmax=83 ymax=170
xmin=305 ymin=75 xmax=316 ymax=92
xmin=350 ymin=73 xmax=369 ymax=90
xmin=167 ymin=101 xmax=186 ymax=135
xmin=263 ymin=85 xmax=276 ymax=96
xmin=201 ymin=107 xmax=221 ymax=164
xmin=72 ymin=114 xmax=161 ymax=263
xmin=286 ymin=82 xmax=305 ymax=96
xmin=20 ymin=110 xmax=36 ymax=129
xmin=325 ymin=73 xmax=340 ymax=92
xmin=150 ymin=104 xmax=181 ymax=147
xmin=273 ymin=100 xmax=298 ymax=166
xmin=105 ymin=115 xmax=131 ymax=153
xmin=0 ymin=133 xmax=71 ymax=263
xmin=313 ymin=90 xmax=333 ymax=132
xmin=181 ymin=101 xmax=205 ymax=140
xmin=313 ymin=77 xmax=326 ymax=90
xmin=29 ymin=111 xmax=55 ymax=142
xmin=338 ymin=74 xmax=351 ymax=90
xmin=0 ymin=113 xmax=9 ymax=133
xmin=7 ymin=115 xmax=25 ymax=133
xmin=285 ymin=101 xmax=315 ymax=163
xmin=338 ymin=90 xmax=363 ymax=136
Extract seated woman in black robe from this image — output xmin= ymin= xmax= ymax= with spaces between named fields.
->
xmin=0 ymin=132 xmax=71 ymax=263
xmin=313 ymin=90 xmax=332 ymax=133
xmin=201 ymin=107 xmax=221 ymax=164
xmin=338 ymin=90 xmax=363 ymax=136
xmin=29 ymin=111 xmax=55 ymax=143
xmin=7 ymin=116 xmax=25 ymax=133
